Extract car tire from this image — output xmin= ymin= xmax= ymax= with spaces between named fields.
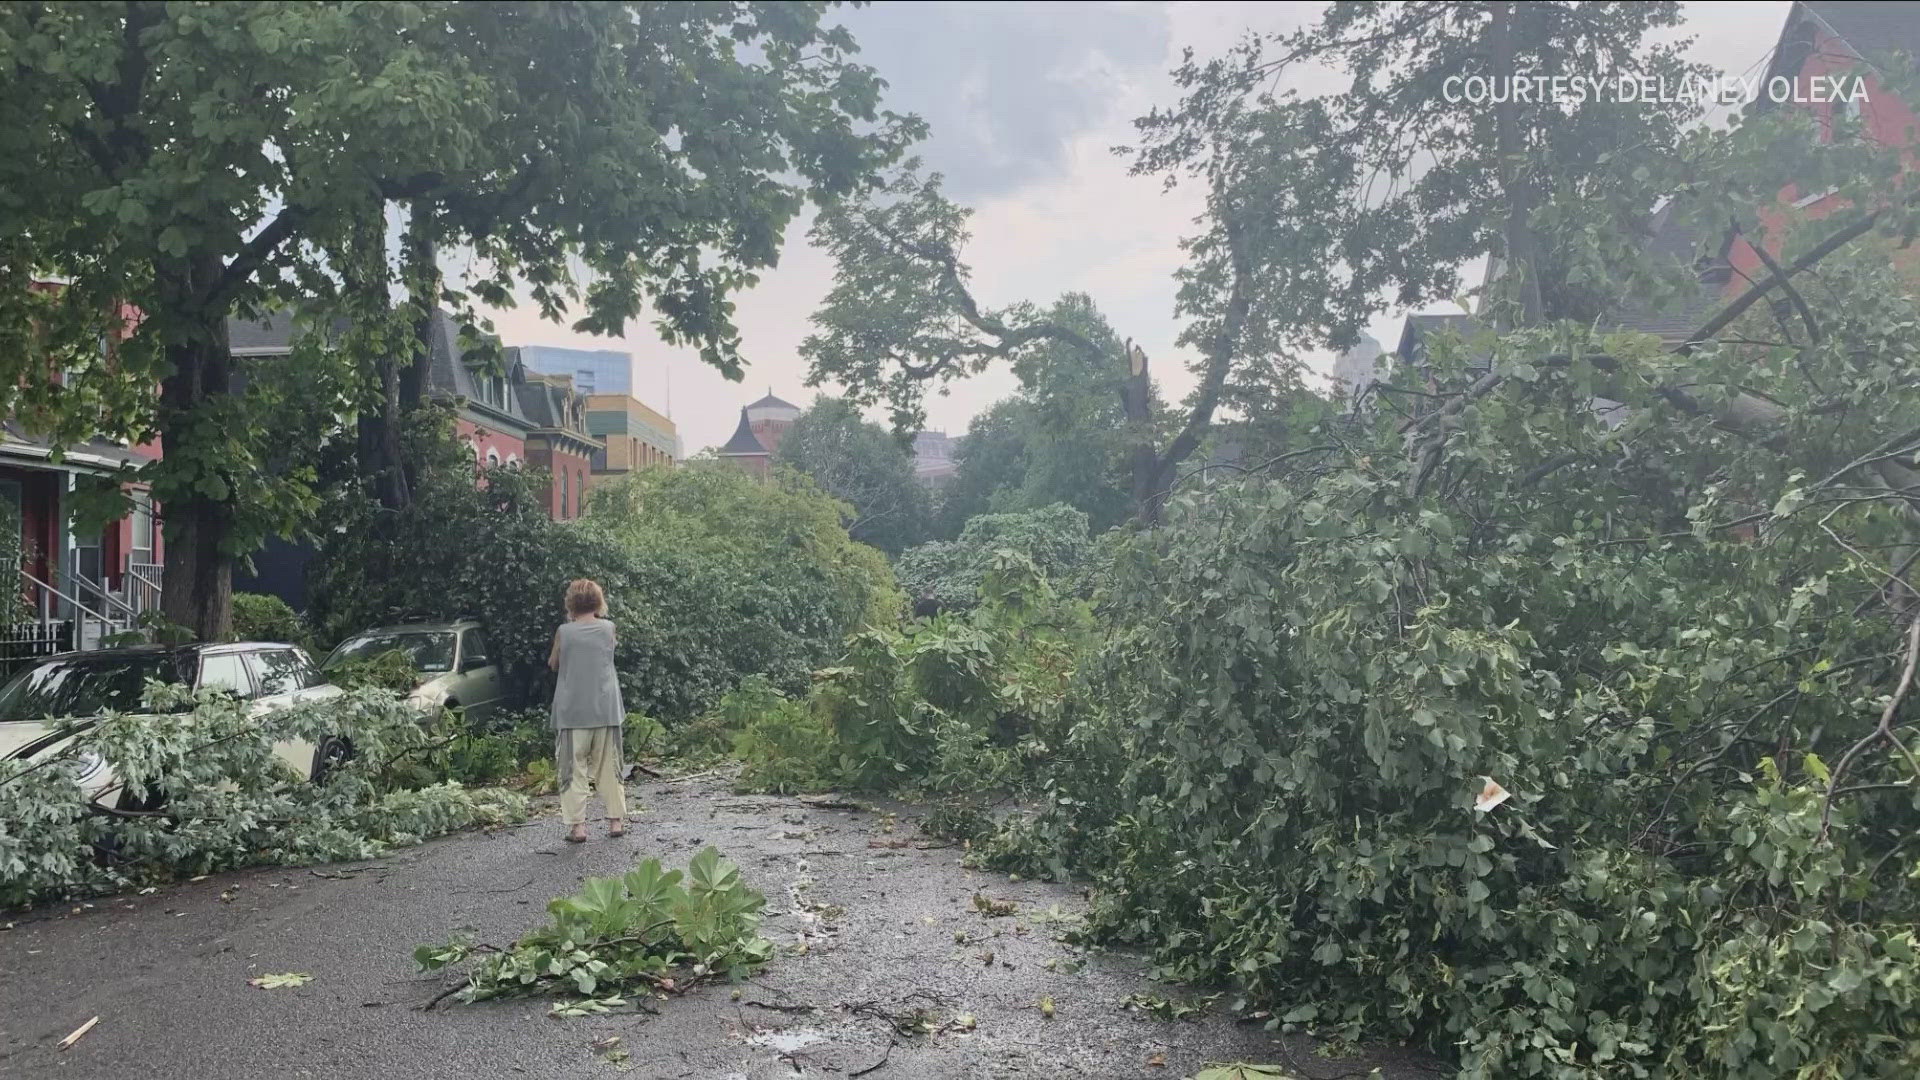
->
xmin=311 ymin=736 xmax=355 ymax=783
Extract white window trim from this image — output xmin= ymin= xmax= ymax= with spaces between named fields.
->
xmin=1793 ymin=186 xmax=1838 ymax=209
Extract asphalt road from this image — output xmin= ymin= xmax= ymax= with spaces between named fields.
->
xmin=1 ymin=776 xmax=1443 ymax=1079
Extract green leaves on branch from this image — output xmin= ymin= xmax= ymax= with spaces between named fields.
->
xmin=416 ymin=847 xmax=773 ymax=1009
xmin=0 ymin=685 xmax=530 ymax=906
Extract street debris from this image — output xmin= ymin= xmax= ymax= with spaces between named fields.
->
xmin=248 ymin=972 xmax=314 ymax=989
xmin=57 ymin=1016 xmax=99 ymax=1050
xmin=971 ymin=891 xmax=1016 ymax=917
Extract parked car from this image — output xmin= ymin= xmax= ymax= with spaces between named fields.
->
xmin=321 ymin=619 xmax=505 ymax=721
xmin=0 ymin=642 xmax=345 ymax=809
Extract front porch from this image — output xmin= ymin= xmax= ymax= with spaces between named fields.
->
xmin=0 ymin=433 xmax=162 ymax=680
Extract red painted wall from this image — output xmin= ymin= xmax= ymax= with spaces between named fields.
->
xmin=1726 ymin=26 xmax=1920 ymax=290
xmin=455 ymin=418 xmax=527 ymax=470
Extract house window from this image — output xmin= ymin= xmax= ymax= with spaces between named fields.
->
xmin=560 ymin=470 xmax=569 ymax=518
xmin=131 ymin=491 xmax=154 ymax=561
xmin=486 ymin=449 xmax=501 ymax=468
xmin=577 ymin=469 xmax=586 ymax=512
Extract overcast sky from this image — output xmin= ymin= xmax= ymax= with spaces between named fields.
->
xmin=480 ymin=1 xmax=1794 ymax=456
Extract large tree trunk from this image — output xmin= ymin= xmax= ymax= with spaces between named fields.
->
xmin=157 ymin=255 xmax=236 ymax=641
xmin=346 ymin=207 xmax=413 ymax=511
xmin=355 ymin=355 xmax=409 ymax=510
xmin=1488 ymin=1 xmax=1546 ymax=328
xmin=397 ymin=203 xmax=439 ymax=492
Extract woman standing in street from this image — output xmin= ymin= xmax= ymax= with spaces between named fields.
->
xmin=549 ymin=578 xmax=626 ymax=843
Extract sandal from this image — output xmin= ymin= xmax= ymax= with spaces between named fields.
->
xmin=565 ymin=828 xmax=588 ymax=844
xmin=607 ymin=820 xmax=627 ymax=839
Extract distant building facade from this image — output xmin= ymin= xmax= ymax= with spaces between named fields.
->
xmin=514 ymin=344 xmax=633 ymax=397
xmin=912 ymin=430 xmax=959 ymax=488
xmin=585 ymin=393 xmax=680 ymax=477
xmin=716 ymin=392 xmax=802 ymax=478
xmin=514 ymin=365 xmax=603 ymax=520
xmin=1331 ymin=333 xmax=1387 ymax=407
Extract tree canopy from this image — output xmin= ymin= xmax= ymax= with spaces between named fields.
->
xmin=774 ymin=396 xmax=930 ymax=555
xmin=0 ymin=1 xmax=916 ymax=636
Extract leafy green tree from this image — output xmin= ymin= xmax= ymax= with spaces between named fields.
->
xmin=1136 ymin=3 xmax=1710 ymax=334
xmin=0 ymin=1 xmax=914 ymax=638
xmin=936 ymin=400 xmax=1026 ymax=537
xmin=775 ymin=397 xmax=930 ymax=555
xmin=895 ymin=504 xmax=1092 ymax=612
xmin=961 ymin=8 xmax=1920 ymax=1076
xmin=583 ymin=462 xmax=902 ymax=717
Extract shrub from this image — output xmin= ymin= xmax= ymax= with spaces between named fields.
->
xmin=585 ymin=463 xmax=901 ymax=719
xmin=230 ymin=592 xmax=308 ymax=646
xmin=896 ymin=503 xmax=1093 ymax=612
xmin=725 ymin=553 xmax=1093 ymax=795
xmin=0 ymin=684 xmax=529 ymax=906
xmin=733 ymin=692 xmax=838 ymax=795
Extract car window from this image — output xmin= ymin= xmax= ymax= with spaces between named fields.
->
xmin=462 ymin=629 xmax=492 ymax=667
xmin=0 ymin=653 xmax=194 ymax=720
xmin=248 ymin=649 xmax=319 ymax=697
xmin=197 ymin=653 xmax=255 ymax=699
xmin=291 ymin=649 xmax=330 ymax=688
xmin=325 ymin=631 xmax=456 ymax=674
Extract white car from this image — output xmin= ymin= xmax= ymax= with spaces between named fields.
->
xmin=0 ymin=642 xmax=345 ymax=809
xmin=322 ymin=620 xmax=506 ymax=721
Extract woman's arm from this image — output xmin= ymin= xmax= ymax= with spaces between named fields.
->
xmin=547 ymin=630 xmax=561 ymax=672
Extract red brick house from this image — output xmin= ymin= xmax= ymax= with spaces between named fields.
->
xmin=514 ymin=364 xmax=603 ymax=520
xmin=1729 ymin=2 xmax=1920 ymax=283
xmin=1 ymin=293 xmax=164 ymax=661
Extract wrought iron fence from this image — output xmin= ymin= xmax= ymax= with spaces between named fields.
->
xmin=0 ymin=619 xmax=73 ymax=682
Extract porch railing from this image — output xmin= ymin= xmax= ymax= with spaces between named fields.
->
xmin=125 ymin=565 xmax=162 ymax=616
xmin=127 ymin=561 xmax=162 ymax=611
xmin=20 ymin=568 xmax=131 ymax=654
xmin=0 ymin=618 xmax=73 ymax=682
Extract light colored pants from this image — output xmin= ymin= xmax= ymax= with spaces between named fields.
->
xmin=557 ymin=726 xmax=628 ymax=826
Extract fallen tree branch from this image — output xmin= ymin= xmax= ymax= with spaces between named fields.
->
xmin=1822 ymin=615 xmax=1920 ymax=841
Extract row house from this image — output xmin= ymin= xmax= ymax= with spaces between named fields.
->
xmin=226 ymin=309 xmax=606 ymax=609
xmin=1 ymin=288 xmax=163 ymax=669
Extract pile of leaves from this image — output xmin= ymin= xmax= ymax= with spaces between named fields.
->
xmin=0 ymin=684 xmax=528 ymax=906
xmin=416 ymin=846 xmax=772 ymax=1013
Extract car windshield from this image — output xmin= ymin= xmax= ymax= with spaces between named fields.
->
xmin=326 ymin=632 xmax=456 ymax=674
xmin=0 ymin=653 xmax=195 ymax=721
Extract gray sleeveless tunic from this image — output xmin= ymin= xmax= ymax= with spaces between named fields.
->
xmin=551 ymin=618 xmax=624 ymax=730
